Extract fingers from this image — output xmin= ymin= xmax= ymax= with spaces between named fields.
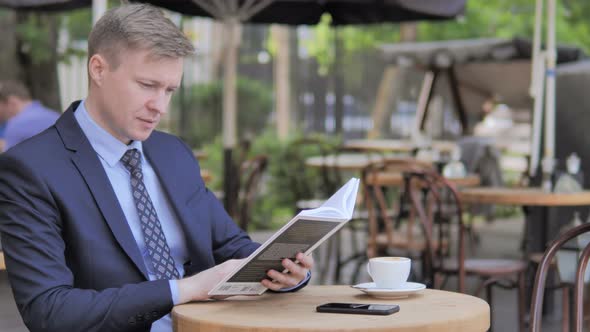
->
xmin=262 ymin=253 xmax=314 ymax=290
xmin=297 ymin=252 xmax=314 ymax=269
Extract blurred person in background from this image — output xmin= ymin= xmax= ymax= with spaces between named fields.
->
xmin=0 ymin=122 xmax=5 ymax=151
xmin=0 ymin=80 xmax=59 ymax=151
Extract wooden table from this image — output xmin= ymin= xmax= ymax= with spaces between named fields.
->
xmin=305 ymin=154 xmax=427 ymax=172
xmin=459 ymin=187 xmax=590 ymax=206
xmin=459 ymin=187 xmax=590 ymax=314
xmin=305 ymin=153 xmax=388 ymax=172
xmin=459 ymin=187 xmax=590 ymax=250
xmin=344 ymin=139 xmax=416 ymax=153
xmin=0 ymin=252 xmax=5 ymax=270
xmin=344 ymin=139 xmax=457 ymax=154
xmin=366 ymin=172 xmax=480 ymax=188
xmin=173 ymin=286 xmax=490 ymax=332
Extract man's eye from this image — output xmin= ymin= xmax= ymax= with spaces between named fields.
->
xmin=140 ymin=82 xmax=154 ymax=88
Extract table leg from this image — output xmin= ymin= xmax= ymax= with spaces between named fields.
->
xmin=524 ymin=206 xmax=555 ymax=315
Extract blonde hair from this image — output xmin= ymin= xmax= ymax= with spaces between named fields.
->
xmin=88 ymin=3 xmax=194 ymax=69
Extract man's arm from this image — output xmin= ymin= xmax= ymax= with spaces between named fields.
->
xmin=0 ymin=154 xmax=172 ymax=332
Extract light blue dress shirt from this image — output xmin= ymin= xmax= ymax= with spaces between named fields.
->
xmin=74 ymin=101 xmax=185 ymax=332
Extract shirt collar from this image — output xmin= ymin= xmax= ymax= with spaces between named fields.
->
xmin=74 ymin=100 xmax=143 ymax=168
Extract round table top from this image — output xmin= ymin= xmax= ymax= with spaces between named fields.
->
xmin=344 ymin=139 xmax=457 ymax=153
xmin=173 ymin=286 xmax=490 ymax=332
xmin=366 ymin=172 xmax=480 ymax=188
xmin=459 ymin=187 xmax=590 ymax=206
xmin=305 ymin=153 xmax=390 ymax=171
xmin=305 ymin=154 xmax=430 ymax=172
xmin=344 ymin=139 xmax=416 ymax=153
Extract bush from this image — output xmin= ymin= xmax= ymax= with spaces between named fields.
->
xmin=175 ymin=77 xmax=273 ymax=148
xmin=199 ymin=130 xmax=342 ymax=230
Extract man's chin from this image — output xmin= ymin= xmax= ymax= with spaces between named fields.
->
xmin=131 ymin=130 xmax=155 ymax=142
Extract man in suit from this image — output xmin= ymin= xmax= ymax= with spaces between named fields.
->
xmin=0 ymin=4 xmax=312 ymax=332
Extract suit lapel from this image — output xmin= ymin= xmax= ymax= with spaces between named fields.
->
xmin=142 ymin=138 xmax=193 ymax=226
xmin=142 ymin=137 xmax=209 ymax=268
xmin=56 ymin=104 xmax=149 ymax=279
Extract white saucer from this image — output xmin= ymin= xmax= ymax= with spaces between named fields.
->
xmin=351 ymin=282 xmax=426 ymax=299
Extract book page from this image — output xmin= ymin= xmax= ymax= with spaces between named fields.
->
xmin=209 ymin=177 xmax=359 ymax=296
xmin=227 ymin=219 xmax=340 ymax=282
xmin=299 ymin=178 xmax=359 ymax=219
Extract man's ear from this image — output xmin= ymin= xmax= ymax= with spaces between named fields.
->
xmin=88 ymin=54 xmax=109 ymax=86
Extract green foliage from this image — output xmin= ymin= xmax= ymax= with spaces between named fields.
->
xmin=199 ymin=130 xmax=342 ymax=230
xmin=176 ymin=77 xmax=273 ymax=148
xmin=302 ymin=14 xmax=400 ymax=76
xmin=16 ymin=14 xmax=56 ymax=65
xmin=64 ymin=8 xmax=92 ymax=41
xmin=416 ymin=0 xmax=590 ymax=53
xmin=301 ymin=0 xmax=590 ymax=72
xmin=302 ymin=14 xmax=336 ymax=76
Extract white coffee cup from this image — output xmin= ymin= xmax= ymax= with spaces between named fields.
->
xmin=367 ymin=257 xmax=411 ymax=289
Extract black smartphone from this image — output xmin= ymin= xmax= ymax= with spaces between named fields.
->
xmin=316 ymin=302 xmax=400 ymax=315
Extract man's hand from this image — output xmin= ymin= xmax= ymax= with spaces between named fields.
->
xmin=261 ymin=252 xmax=314 ymax=291
xmin=177 ymin=258 xmax=245 ymax=303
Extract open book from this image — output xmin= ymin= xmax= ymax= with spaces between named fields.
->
xmin=209 ymin=177 xmax=360 ymax=296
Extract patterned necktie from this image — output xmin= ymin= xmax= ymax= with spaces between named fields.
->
xmin=121 ymin=149 xmax=180 ymax=280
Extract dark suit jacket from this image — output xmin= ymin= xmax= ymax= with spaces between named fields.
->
xmin=0 ymin=101 xmax=260 ymax=331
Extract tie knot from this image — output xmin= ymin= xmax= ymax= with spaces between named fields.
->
xmin=121 ymin=148 xmax=142 ymax=175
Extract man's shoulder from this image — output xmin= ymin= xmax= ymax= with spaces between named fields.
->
xmin=3 ymin=126 xmax=63 ymax=160
xmin=146 ymin=130 xmax=190 ymax=152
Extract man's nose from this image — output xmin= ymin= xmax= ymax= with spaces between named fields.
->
xmin=146 ymin=92 xmax=169 ymax=114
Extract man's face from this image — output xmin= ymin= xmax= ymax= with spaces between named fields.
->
xmin=89 ymin=48 xmax=183 ymax=144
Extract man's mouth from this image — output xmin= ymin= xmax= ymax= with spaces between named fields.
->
xmin=138 ymin=118 xmax=157 ymax=124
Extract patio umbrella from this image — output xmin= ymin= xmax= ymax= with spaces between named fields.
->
xmin=0 ymin=0 xmax=90 ymax=10
xmin=0 ymin=0 xmax=466 ymax=212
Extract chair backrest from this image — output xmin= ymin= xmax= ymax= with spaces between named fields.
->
xmin=405 ymin=170 xmax=467 ymax=292
xmin=236 ymin=154 xmax=268 ymax=231
xmin=362 ymin=159 xmax=436 ymax=259
xmin=530 ymin=222 xmax=590 ymax=332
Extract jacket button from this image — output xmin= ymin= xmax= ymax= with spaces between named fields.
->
xmin=128 ymin=317 xmax=136 ymax=325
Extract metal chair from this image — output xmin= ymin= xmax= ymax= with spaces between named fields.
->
xmin=341 ymin=159 xmax=437 ymax=285
xmin=407 ymin=170 xmax=527 ymax=332
xmin=530 ymin=222 xmax=590 ymax=332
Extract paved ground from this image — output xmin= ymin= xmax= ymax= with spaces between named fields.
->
xmin=0 ymin=216 xmax=566 ymax=331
